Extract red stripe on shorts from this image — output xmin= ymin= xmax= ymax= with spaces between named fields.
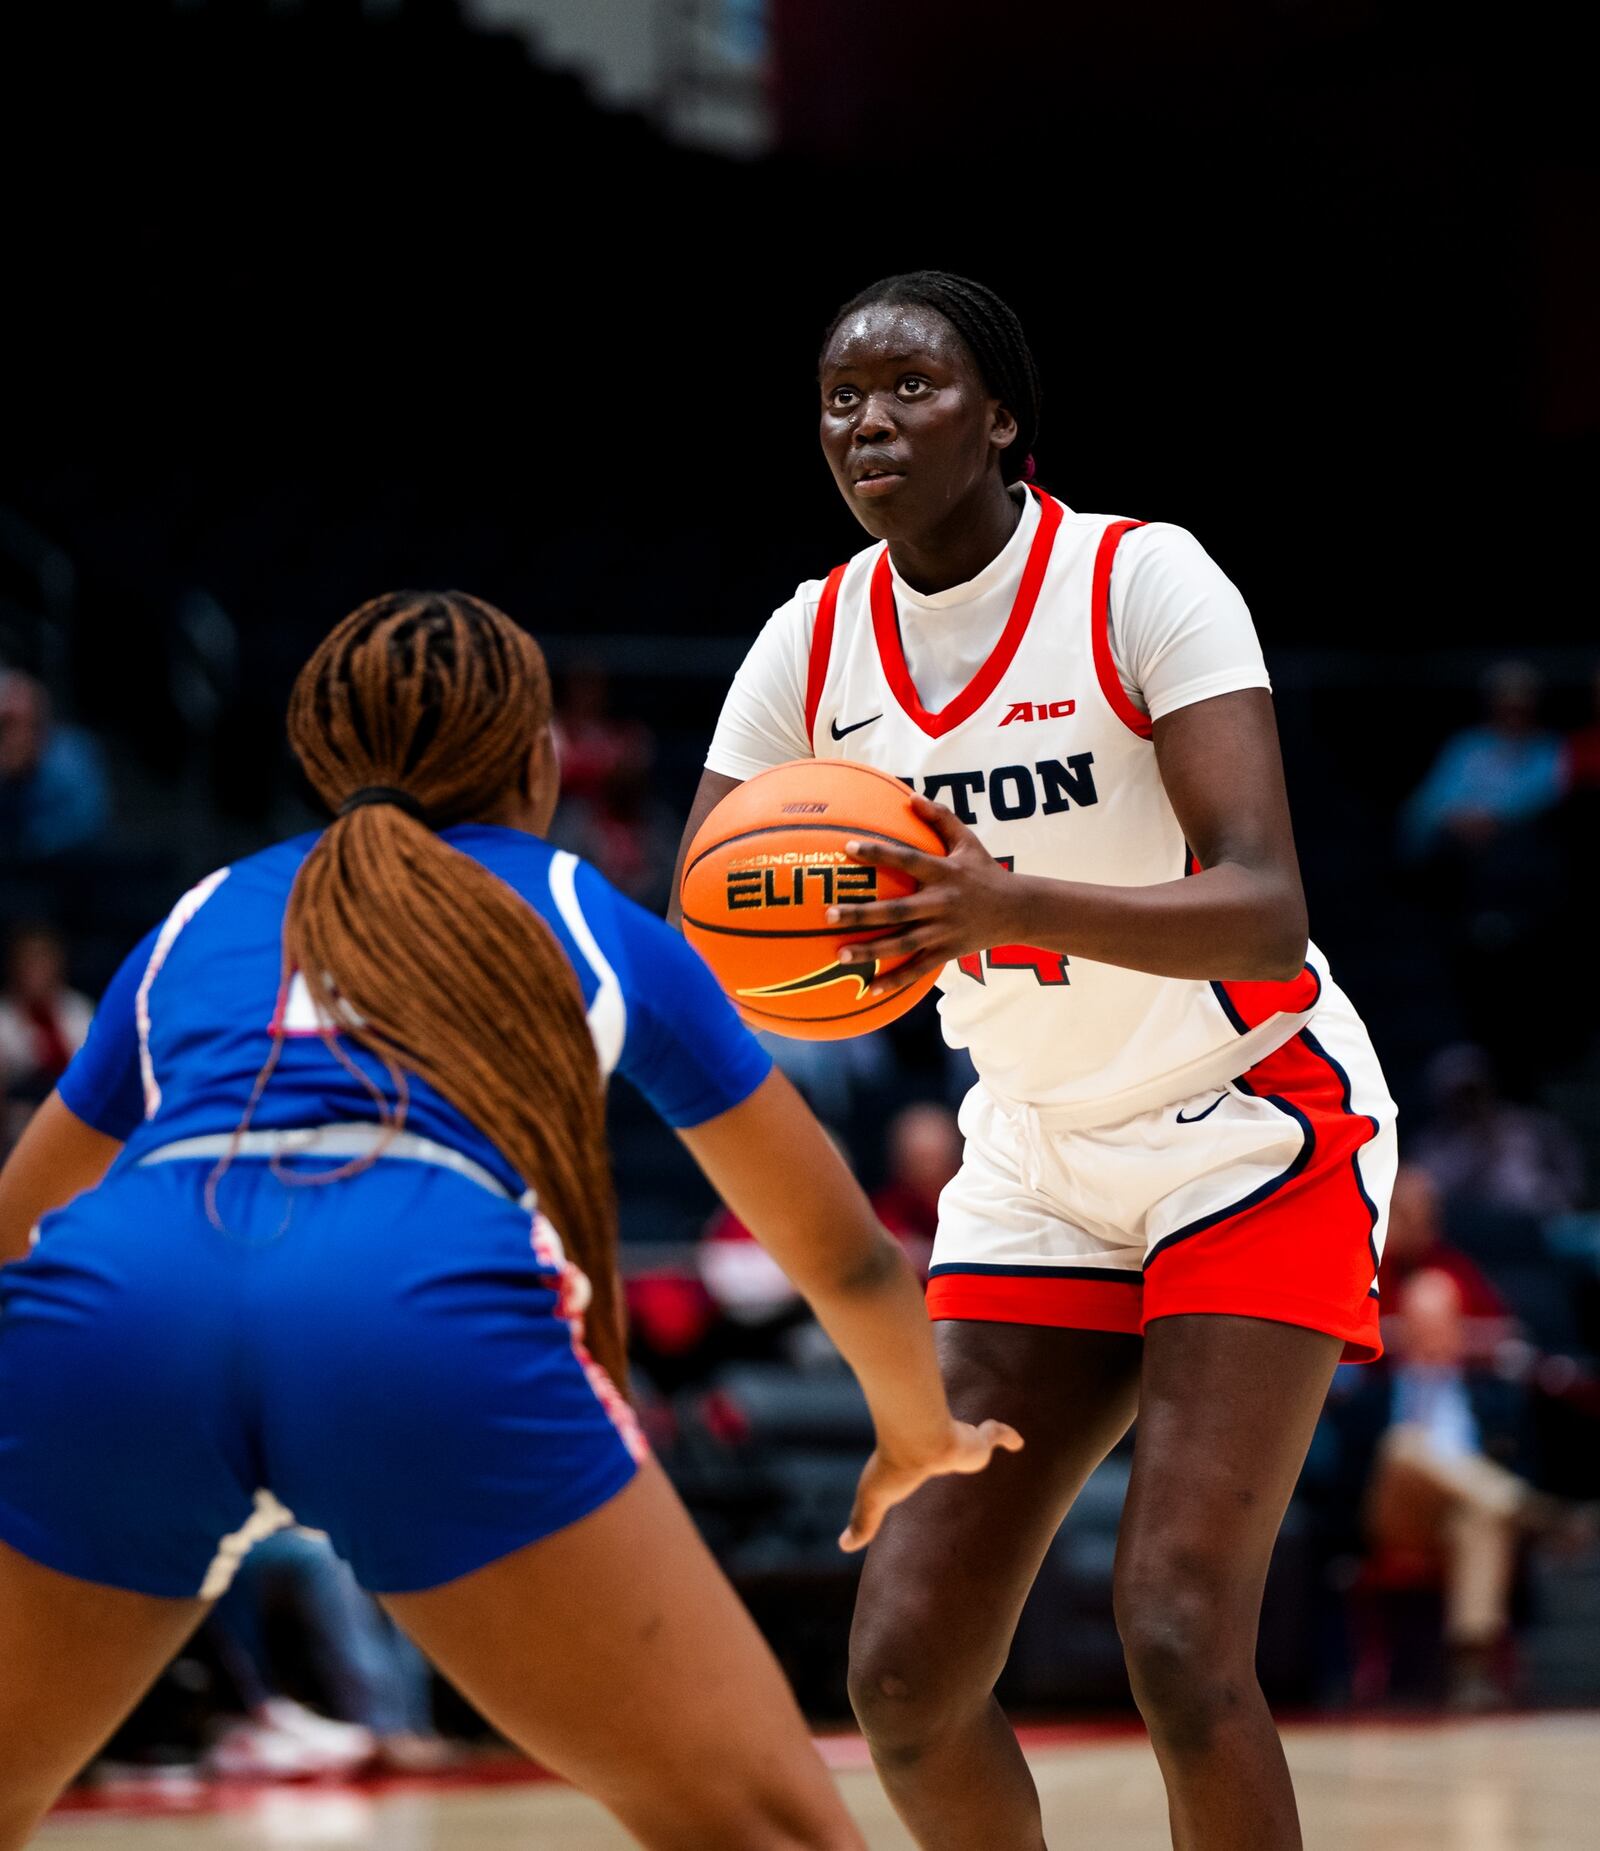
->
xmin=927 ymin=1269 xmax=1144 ymax=1335
xmin=1143 ymin=1030 xmax=1384 ymax=1362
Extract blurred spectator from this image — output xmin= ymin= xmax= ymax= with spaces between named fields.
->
xmin=0 ymin=669 xmax=111 ymax=868
xmin=0 ymin=923 xmax=93 ymax=1149
xmin=1554 ymin=668 xmax=1600 ymax=1071
xmin=1400 ymin=662 xmax=1563 ymax=859
xmin=1399 ymin=666 xmax=1568 ymax=1080
xmin=550 ymin=667 xmax=678 ymax=910
xmin=557 ymin=760 xmax=681 ymax=912
xmin=691 ymin=1112 xmax=960 ymax=1378
xmin=208 ymin=1529 xmax=445 ymax=1778
xmin=1361 ymin=1270 xmax=1582 ymax=1708
xmin=750 ymin=1027 xmax=890 ymax=1131
xmin=870 ymin=1102 xmax=962 ymax=1276
xmin=207 ymin=1689 xmax=373 ymax=1781
xmin=550 ymin=663 xmax=678 ymax=908
xmin=1378 ymin=1164 xmax=1511 ymax=1352
xmin=1409 ymin=1044 xmax=1584 ymax=1218
xmin=697 ymin=1124 xmax=869 ymax=1353
xmin=553 ymin=663 xmax=654 ymax=808
xmin=699 ymin=1203 xmax=804 ymax=1332
xmin=1561 ymin=664 xmax=1600 ymax=794
xmin=625 ymin=1265 xmax=722 ymax=1391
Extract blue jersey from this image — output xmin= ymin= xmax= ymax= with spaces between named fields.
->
xmin=58 ymin=824 xmax=771 ymax=1191
xmin=0 ymin=824 xmax=760 ymax=1597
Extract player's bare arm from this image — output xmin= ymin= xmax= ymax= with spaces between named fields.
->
xmin=678 ymin=1066 xmax=1021 ymax=1549
xmin=668 ymin=768 xmax=741 ymax=927
xmin=0 ymin=1092 xmax=121 ymax=1265
xmin=831 ymin=685 xmax=1308 ymax=999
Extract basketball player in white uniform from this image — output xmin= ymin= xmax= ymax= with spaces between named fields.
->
xmin=676 ymin=272 xmax=1396 ymax=1851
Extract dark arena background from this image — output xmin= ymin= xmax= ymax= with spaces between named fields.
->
xmin=3 ymin=2 xmax=1599 ymax=1845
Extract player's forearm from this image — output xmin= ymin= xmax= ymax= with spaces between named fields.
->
xmin=679 ymin=1070 xmax=954 ymax=1460
xmin=1003 ymin=861 xmax=1309 ymax=983
xmin=802 ymin=1231 xmax=954 ymax=1463
xmin=669 ymin=769 xmax=741 ymax=928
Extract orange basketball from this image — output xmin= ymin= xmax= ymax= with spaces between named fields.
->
xmin=680 ymin=759 xmax=946 ymax=1041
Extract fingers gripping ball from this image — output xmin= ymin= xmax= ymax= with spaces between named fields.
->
xmin=681 ymin=760 xmax=947 ymax=1040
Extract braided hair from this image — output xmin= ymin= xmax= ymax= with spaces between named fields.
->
xmin=249 ymin=591 xmax=627 ymax=1388
xmin=821 ymin=271 xmax=1043 ymax=483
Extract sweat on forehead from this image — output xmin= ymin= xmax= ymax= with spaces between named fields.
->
xmin=821 ymin=301 xmax=975 ymax=373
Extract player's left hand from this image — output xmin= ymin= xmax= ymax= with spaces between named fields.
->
xmin=840 ymin=1416 xmax=1025 ymax=1552
xmin=826 ymin=795 xmax=1021 ymax=998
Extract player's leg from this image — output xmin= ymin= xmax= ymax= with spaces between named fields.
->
xmin=257 ymin=1162 xmax=850 ymax=1846
xmin=1109 ymin=998 xmax=1395 ymax=1844
xmin=1112 ymin=1314 xmax=1341 ymax=1851
xmin=384 ymin=1458 xmax=864 ymax=1851
xmin=0 ymin=1166 xmax=264 ymax=1843
xmin=847 ymin=1320 xmax=1143 ymax=1851
xmin=0 ymin=1540 xmax=208 ymax=1846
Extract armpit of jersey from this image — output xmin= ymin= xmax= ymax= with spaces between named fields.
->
xmin=602 ymin=888 xmax=772 ymax=1129
xmin=704 ymin=584 xmax=820 ymax=781
xmin=1107 ymin=522 xmax=1271 ymax=724
xmin=55 ymin=921 xmax=166 ymax=1142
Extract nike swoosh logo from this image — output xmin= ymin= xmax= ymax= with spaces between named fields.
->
xmin=738 ymin=957 xmax=878 ymax=1001
xmin=830 ymin=713 xmax=883 ymax=740
xmin=1175 ymin=1093 xmax=1227 ymax=1125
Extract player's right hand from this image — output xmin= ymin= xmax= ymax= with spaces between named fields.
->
xmin=840 ymin=1418 xmax=1023 ymax=1552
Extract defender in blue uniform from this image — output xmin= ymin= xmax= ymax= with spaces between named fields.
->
xmin=1 ymin=824 xmax=768 ymax=1597
xmin=0 ymin=592 xmax=1016 ymax=1851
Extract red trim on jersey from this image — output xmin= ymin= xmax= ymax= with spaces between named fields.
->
xmin=1090 ymin=518 xmax=1152 ymax=740
xmin=1213 ymin=966 xmax=1324 ymax=1033
xmin=804 ymin=564 xmax=847 ymax=748
xmin=869 ymin=486 xmax=1065 ymax=741
xmin=1183 ymin=850 xmax=1323 ymax=1031
xmin=927 ymin=1269 xmax=1144 ymax=1335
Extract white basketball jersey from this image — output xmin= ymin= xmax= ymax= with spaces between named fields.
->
xmin=802 ymin=486 xmax=1327 ymax=1122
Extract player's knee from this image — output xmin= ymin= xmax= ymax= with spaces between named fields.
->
xmin=1114 ymin=1569 xmax=1252 ymax=1751
xmin=847 ymin=1617 xmax=986 ymax=1767
xmin=847 ymin=1659 xmax=946 ymax=1769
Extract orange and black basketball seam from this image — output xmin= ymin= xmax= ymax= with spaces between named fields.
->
xmin=732 ymin=997 xmax=902 ymax=1029
xmin=681 ymin=823 xmax=917 ymax=882
xmin=681 ymin=918 xmax=893 ymax=939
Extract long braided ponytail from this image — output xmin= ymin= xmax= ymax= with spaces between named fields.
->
xmin=278 ymin=591 xmax=627 ymax=1387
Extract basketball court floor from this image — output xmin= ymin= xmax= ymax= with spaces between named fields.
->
xmin=40 ymin=1713 xmax=1600 ymax=1848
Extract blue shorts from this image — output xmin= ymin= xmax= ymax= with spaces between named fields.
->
xmin=0 ymin=1155 xmax=642 ymax=1597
